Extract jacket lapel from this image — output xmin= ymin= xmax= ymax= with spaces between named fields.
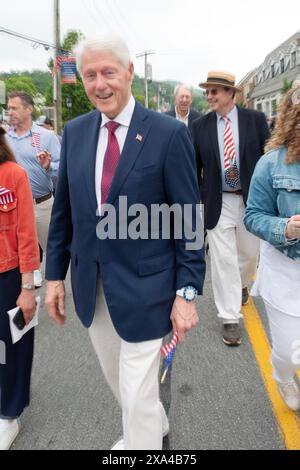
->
xmin=106 ymin=101 xmax=151 ymax=205
xmin=237 ymin=106 xmax=248 ymax=162
xmin=209 ymin=112 xmax=221 ymax=171
xmin=84 ymin=111 xmax=102 ymax=213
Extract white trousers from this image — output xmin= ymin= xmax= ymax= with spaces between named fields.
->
xmin=88 ymin=283 xmax=165 ymax=450
xmin=264 ymin=301 xmax=300 ymax=384
xmin=34 ymin=197 xmax=53 ymax=252
xmin=207 ymin=193 xmax=259 ymax=323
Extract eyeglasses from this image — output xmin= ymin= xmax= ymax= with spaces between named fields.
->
xmin=205 ymin=88 xmax=220 ymax=97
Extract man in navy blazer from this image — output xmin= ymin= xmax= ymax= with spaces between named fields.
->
xmin=45 ymin=35 xmax=205 ymax=450
xmin=193 ymin=71 xmax=269 ymax=347
xmin=165 ymin=84 xmax=202 ymax=135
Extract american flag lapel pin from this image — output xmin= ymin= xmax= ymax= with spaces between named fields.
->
xmin=136 ymin=133 xmax=143 ymax=142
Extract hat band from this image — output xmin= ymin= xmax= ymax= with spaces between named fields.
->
xmin=206 ymin=77 xmax=235 ymax=87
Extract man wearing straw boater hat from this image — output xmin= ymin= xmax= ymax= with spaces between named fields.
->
xmin=193 ymin=71 xmax=269 ymax=346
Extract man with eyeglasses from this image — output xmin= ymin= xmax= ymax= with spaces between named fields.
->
xmin=192 ymin=71 xmax=269 ymax=346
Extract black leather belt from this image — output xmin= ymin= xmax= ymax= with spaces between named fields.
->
xmin=34 ymin=192 xmax=52 ymax=204
xmin=223 ymin=190 xmax=243 ymax=195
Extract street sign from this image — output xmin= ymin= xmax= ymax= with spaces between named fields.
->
xmin=0 ymin=81 xmax=6 ymax=105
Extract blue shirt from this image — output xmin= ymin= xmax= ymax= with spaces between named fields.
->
xmin=216 ymin=106 xmax=241 ymax=191
xmin=7 ymin=123 xmax=61 ymax=199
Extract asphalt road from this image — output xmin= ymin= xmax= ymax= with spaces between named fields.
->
xmin=12 ymin=261 xmax=285 ymax=450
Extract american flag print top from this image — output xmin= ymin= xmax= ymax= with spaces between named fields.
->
xmin=31 ymin=132 xmax=41 ymax=149
xmin=0 ymin=186 xmax=15 ymax=205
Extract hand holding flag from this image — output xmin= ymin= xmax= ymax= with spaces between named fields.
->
xmin=160 ymin=332 xmax=179 ymax=384
xmin=37 ymin=151 xmax=51 ymax=171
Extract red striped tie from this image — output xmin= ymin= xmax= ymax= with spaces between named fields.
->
xmin=101 ymin=121 xmax=120 ymax=205
xmin=224 ymin=116 xmax=236 ymax=169
xmin=223 ymin=116 xmax=239 ymax=188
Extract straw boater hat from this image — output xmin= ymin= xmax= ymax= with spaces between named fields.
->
xmin=199 ymin=71 xmax=241 ymax=91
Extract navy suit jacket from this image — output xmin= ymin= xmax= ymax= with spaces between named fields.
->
xmin=192 ymin=107 xmax=269 ymax=230
xmin=165 ymin=109 xmax=202 ymax=135
xmin=46 ymin=101 xmax=206 ymax=342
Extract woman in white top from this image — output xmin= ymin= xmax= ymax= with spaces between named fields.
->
xmin=244 ymin=87 xmax=300 ymax=411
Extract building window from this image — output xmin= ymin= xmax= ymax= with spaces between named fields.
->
xmin=280 ymin=58 xmax=284 ymax=74
xmin=271 ymin=100 xmax=277 ymax=116
xmin=291 ymin=51 xmax=296 ymax=68
xmin=257 ymin=103 xmax=262 ymax=112
xmin=271 ymin=64 xmax=275 ymax=78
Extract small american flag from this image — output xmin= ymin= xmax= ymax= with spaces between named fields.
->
xmin=52 ymin=55 xmax=62 ymax=76
xmin=160 ymin=332 xmax=179 ymax=383
xmin=31 ymin=132 xmax=41 ymax=149
xmin=52 ymin=51 xmax=72 ymax=76
xmin=0 ymin=186 xmax=15 ymax=205
xmin=136 ymin=133 xmax=143 ymax=142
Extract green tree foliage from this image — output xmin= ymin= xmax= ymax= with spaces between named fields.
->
xmin=0 ymin=71 xmax=51 ymax=96
xmin=192 ymin=89 xmax=208 ymax=113
xmin=281 ymin=78 xmax=293 ymax=95
xmin=5 ymin=76 xmax=37 ymax=96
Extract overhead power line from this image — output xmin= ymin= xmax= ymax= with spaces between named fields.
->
xmin=0 ymin=26 xmax=68 ymax=54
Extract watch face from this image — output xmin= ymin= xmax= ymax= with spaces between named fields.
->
xmin=184 ymin=286 xmax=196 ymax=301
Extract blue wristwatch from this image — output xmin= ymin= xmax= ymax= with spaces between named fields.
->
xmin=176 ymin=286 xmax=198 ymax=302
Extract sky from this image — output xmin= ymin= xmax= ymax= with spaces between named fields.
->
xmin=0 ymin=0 xmax=299 ymax=87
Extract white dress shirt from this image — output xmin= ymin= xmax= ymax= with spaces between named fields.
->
xmin=175 ymin=107 xmax=190 ymax=127
xmin=95 ymin=95 xmax=136 ymax=213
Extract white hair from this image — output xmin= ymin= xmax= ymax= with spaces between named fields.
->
xmin=174 ymin=84 xmax=193 ymax=96
xmin=74 ymin=35 xmax=131 ymax=75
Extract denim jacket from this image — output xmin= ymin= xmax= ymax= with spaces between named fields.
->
xmin=244 ymin=146 xmax=300 ymax=261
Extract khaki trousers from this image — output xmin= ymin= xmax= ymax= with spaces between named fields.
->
xmin=88 ymin=283 xmax=166 ymax=450
xmin=34 ymin=197 xmax=53 ymax=252
xmin=207 ymin=193 xmax=259 ymax=323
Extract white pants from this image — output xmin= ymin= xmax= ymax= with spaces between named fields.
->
xmin=88 ymin=283 xmax=165 ymax=450
xmin=34 ymin=197 xmax=53 ymax=252
xmin=207 ymin=193 xmax=259 ymax=323
xmin=264 ymin=301 xmax=300 ymax=384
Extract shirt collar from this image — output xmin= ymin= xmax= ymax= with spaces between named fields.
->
xmin=101 ymin=95 xmax=135 ymax=128
xmin=175 ymin=106 xmax=190 ymax=120
xmin=8 ymin=121 xmax=41 ymax=138
xmin=217 ymin=105 xmax=237 ymax=123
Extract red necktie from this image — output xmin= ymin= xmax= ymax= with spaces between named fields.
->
xmin=224 ymin=116 xmax=236 ymax=168
xmin=101 ymin=121 xmax=120 ymax=204
xmin=223 ymin=116 xmax=239 ymax=188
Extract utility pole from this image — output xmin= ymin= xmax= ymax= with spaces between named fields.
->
xmin=136 ymin=50 xmax=155 ymax=108
xmin=157 ymin=85 xmax=161 ymax=112
xmin=54 ymin=0 xmax=62 ymax=134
